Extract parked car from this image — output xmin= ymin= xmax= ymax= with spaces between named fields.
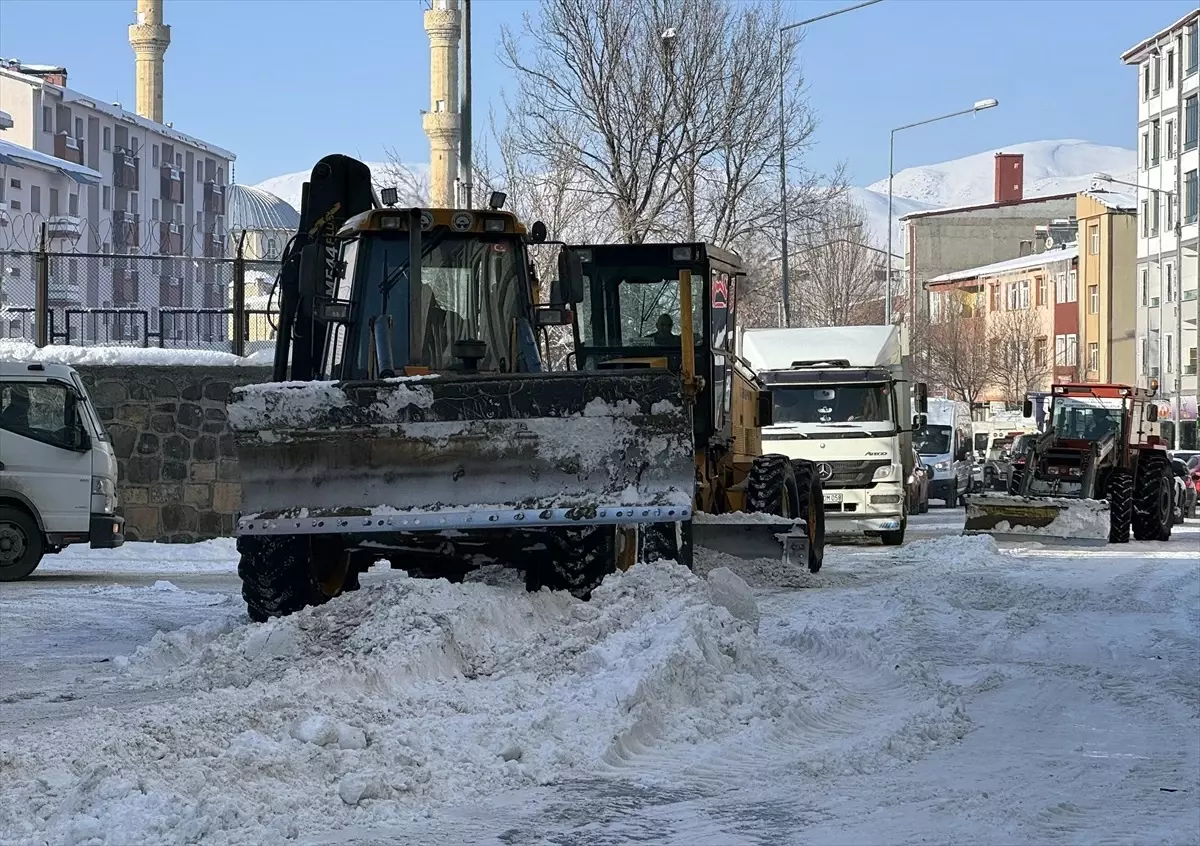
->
xmin=1170 ymin=457 xmax=1196 ymax=521
xmin=906 ymin=448 xmax=930 ymax=514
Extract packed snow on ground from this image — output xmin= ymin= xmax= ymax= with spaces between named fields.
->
xmin=1 ymin=524 xmax=1197 ymax=845
xmin=38 ymin=538 xmax=238 ymax=574
xmin=0 ymin=339 xmax=271 ymax=368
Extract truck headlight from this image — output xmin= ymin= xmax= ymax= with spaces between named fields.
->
xmin=935 ymin=461 xmax=948 ymax=471
xmin=873 ymin=465 xmax=896 ymax=481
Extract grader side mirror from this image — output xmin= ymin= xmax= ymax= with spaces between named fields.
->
xmin=914 ymin=382 xmax=928 ymax=414
xmin=1146 ymin=404 xmax=1159 ymax=423
xmin=757 ymin=390 xmax=775 ymax=428
xmin=557 ymin=250 xmax=585 ymax=304
xmin=1022 ymin=399 xmax=1034 ymax=418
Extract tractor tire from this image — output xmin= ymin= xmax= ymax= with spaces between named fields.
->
xmin=0 ymin=506 xmax=44 ymax=582
xmin=641 ymin=520 xmax=694 ymax=569
xmin=746 ymin=454 xmax=800 ymax=518
xmin=1106 ymin=468 xmax=1133 ymax=544
xmin=237 ymin=534 xmax=353 ymax=622
xmin=791 ymin=459 xmax=826 ymax=574
xmin=1132 ymin=454 xmax=1173 ymax=542
xmin=526 ymin=525 xmax=617 ymax=599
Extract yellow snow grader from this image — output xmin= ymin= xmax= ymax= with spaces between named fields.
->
xmin=228 ymin=156 xmax=822 ymax=621
xmin=963 ymin=382 xmax=1174 ymax=545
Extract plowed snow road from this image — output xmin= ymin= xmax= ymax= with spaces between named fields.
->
xmin=1 ymin=512 xmax=1197 ymax=846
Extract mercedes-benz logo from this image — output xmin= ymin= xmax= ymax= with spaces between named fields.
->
xmin=816 ymin=462 xmax=833 ymax=481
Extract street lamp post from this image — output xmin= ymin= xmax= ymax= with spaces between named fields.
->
xmin=778 ymin=0 xmax=884 ymax=328
xmin=886 ymin=98 xmax=998 ymax=327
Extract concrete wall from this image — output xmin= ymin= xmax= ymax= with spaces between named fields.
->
xmin=74 ymin=364 xmax=271 ymax=542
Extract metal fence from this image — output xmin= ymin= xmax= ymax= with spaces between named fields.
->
xmin=0 ymin=228 xmax=284 ymax=356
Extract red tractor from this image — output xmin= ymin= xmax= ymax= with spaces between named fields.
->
xmin=965 ymin=383 xmax=1174 ymax=544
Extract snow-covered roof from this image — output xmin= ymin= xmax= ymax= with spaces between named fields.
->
xmin=927 ymin=243 xmax=1078 ymax=286
xmin=899 ymin=192 xmax=1076 ymax=222
xmin=1122 ymin=9 xmax=1200 ymax=63
xmin=0 ymin=137 xmax=102 ymax=184
xmin=1083 ymin=188 xmax=1137 ymax=211
xmin=0 ymin=65 xmax=235 ymax=161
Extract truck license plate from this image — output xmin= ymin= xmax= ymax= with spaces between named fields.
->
xmin=823 ymin=492 xmax=843 ymax=505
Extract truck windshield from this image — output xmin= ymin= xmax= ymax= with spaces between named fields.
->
xmin=344 ymin=232 xmax=530 ymax=376
xmin=915 ymin=425 xmax=951 ymax=455
xmin=772 ymin=384 xmax=894 ymax=428
xmin=1050 ymin=397 xmax=1124 ymax=440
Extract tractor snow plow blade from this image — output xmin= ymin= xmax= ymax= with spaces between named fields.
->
xmin=963 ymin=494 xmax=1110 ymax=545
xmin=227 ymin=371 xmax=695 ymax=535
xmin=692 ymin=514 xmax=815 ymax=571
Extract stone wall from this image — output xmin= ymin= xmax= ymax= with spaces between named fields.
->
xmin=74 ymin=365 xmax=272 ymax=542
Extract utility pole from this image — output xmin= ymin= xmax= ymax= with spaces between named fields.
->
xmin=461 ymin=0 xmax=473 ymax=209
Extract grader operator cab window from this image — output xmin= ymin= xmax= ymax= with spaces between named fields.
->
xmin=576 ymin=268 xmax=704 ymax=351
xmin=337 ymin=230 xmax=528 ymax=378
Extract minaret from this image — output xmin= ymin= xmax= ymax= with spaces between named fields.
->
xmin=423 ymin=0 xmax=461 ymax=208
xmin=128 ymin=0 xmax=170 ymax=123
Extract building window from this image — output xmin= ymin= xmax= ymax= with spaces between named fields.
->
xmin=990 ymin=283 xmax=1001 ymax=312
xmin=1186 ymin=95 xmax=1198 ymax=152
xmin=1152 ymin=189 xmax=1161 ymax=235
xmin=1188 ymin=22 xmax=1199 ymax=75
xmin=1055 ymin=334 xmax=1078 ymax=367
xmin=1036 ymin=275 xmax=1047 ymax=306
xmin=1035 ymin=337 xmax=1048 ymax=368
xmin=1142 ymin=132 xmax=1150 ymax=170
xmin=1186 ymin=170 xmax=1198 ymax=224
xmin=1143 ymin=61 xmax=1151 ymax=100
xmin=1152 ymin=56 xmax=1161 ymax=94
xmin=152 ymin=145 xmax=160 ymax=167
xmin=1089 ymin=224 xmax=1100 ymax=255
xmin=1088 ymin=342 xmax=1099 ymax=373
xmin=74 ymin=117 xmax=83 ymax=140
xmin=1141 ymin=337 xmax=1149 ymax=374
xmin=68 ymin=193 xmax=78 ymax=216
xmin=8 ymin=178 xmax=18 ymax=190
xmin=1006 ymin=280 xmax=1030 ymax=310
xmin=1167 ymin=118 xmax=1176 ymax=158
xmin=152 ymin=198 xmax=159 ymax=221
xmin=8 ymin=200 xmax=17 ymax=211
xmin=267 ymin=237 xmax=278 ymax=258
xmin=1167 ymin=48 xmax=1176 ymax=87
xmin=41 ymin=106 xmax=51 ymax=133
xmin=1152 ymin=119 xmax=1161 ymax=166
xmin=1166 ymin=263 xmax=1176 ymax=301
xmin=1142 ymin=199 xmax=1150 ymax=236
xmin=1166 ymin=335 xmax=1173 ymax=371
xmin=1167 ymin=190 xmax=1175 ymax=230
xmin=102 ymin=185 xmax=111 ymax=211
xmin=49 ymin=188 xmax=59 ymax=216
xmin=1187 ymin=347 xmax=1198 ymax=376
xmin=1089 ymin=284 xmax=1099 ymax=314
xmin=1067 ymin=269 xmax=1077 ymax=302
xmin=30 ymin=185 xmax=41 ymax=214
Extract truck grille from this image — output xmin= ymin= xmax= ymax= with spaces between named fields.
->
xmin=814 ymin=459 xmax=890 ymax=489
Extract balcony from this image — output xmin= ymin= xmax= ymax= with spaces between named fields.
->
xmin=159 ymin=275 xmax=183 ymax=308
xmin=113 ymin=269 xmax=140 ymax=305
xmin=204 ymin=232 xmax=226 ymax=258
xmin=46 ymin=215 xmax=84 ymax=240
xmin=157 ymin=221 xmax=184 ymax=255
xmin=53 ymin=132 xmax=84 ymax=166
xmin=204 ymin=181 xmax=226 ymax=215
xmin=160 ymin=165 xmax=184 ymax=204
xmin=112 ymin=210 xmax=140 ymax=250
xmin=113 ymin=147 xmax=139 ymax=189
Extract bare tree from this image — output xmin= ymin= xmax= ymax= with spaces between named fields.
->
xmin=500 ymin=0 xmax=838 ymax=251
xmin=924 ymin=289 xmax=993 ymax=406
xmin=988 ymin=306 xmax=1051 ymax=403
xmin=378 ymin=150 xmax=430 ymax=206
xmin=791 ymin=197 xmax=887 ymax=327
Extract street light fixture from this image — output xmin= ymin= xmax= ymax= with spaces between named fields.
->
xmin=885 ymin=97 xmax=999 ymax=326
xmin=778 ymin=0 xmax=884 ymax=328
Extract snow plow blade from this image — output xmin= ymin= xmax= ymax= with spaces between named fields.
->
xmin=692 ymin=514 xmax=818 ymax=572
xmin=227 ymin=371 xmax=695 ymax=535
xmin=963 ymin=494 xmax=1110 ymax=546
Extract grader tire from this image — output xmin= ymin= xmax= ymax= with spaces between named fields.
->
xmin=791 ymin=459 xmax=826 ymax=573
xmin=237 ymin=535 xmax=353 ymax=622
xmin=525 ymin=525 xmax=617 ymax=599
xmin=641 ymin=520 xmax=695 ymax=569
xmin=746 ymin=454 xmax=800 ymax=518
xmin=1132 ymin=454 xmax=1173 ymax=542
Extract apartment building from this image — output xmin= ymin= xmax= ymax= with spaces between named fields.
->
xmin=0 ymin=59 xmax=234 ymax=330
xmin=1123 ymin=9 xmax=1200 ymax=448
xmin=926 ymin=237 xmax=1079 ymax=405
xmin=1075 ymin=189 xmax=1138 ymax=384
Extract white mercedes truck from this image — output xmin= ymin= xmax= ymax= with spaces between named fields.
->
xmin=742 ymin=325 xmax=927 ymax=545
xmin=0 ymin=360 xmax=124 ymax=580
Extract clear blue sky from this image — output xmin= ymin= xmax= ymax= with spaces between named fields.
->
xmin=0 ymin=0 xmax=1195 ymax=188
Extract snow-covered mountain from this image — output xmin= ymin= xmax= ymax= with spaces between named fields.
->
xmin=252 ymin=140 xmax=1135 ymax=253
xmin=855 ymin=139 xmax=1136 ymax=249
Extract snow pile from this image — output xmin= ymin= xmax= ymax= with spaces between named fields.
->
xmin=39 ymin=538 xmax=239 ymax=574
xmin=966 ymin=494 xmax=1110 ymax=540
xmin=0 ymin=339 xmax=267 ymax=368
xmin=0 ymin=564 xmax=799 ymax=846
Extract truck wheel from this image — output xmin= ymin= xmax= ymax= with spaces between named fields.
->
xmin=237 ymin=535 xmax=351 ymax=622
xmin=1106 ymin=468 xmax=1132 ymax=544
xmin=526 ymin=525 xmax=617 ymax=599
xmin=790 ymin=459 xmax=825 ymax=574
xmin=641 ymin=520 xmax=694 ymax=569
xmin=880 ymin=498 xmax=907 ymax=546
xmin=0 ymin=506 xmax=44 ymax=582
xmin=1132 ymin=455 xmax=1173 ymax=542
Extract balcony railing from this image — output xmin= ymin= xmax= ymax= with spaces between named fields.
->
xmin=53 ymin=133 xmax=84 ymax=166
xmin=157 ymin=221 xmax=184 ymax=255
xmin=46 ymin=215 xmax=84 ymax=240
xmin=113 ymin=147 xmax=140 ymax=189
xmin=204 ymin=181 xmax=226 ymax=215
